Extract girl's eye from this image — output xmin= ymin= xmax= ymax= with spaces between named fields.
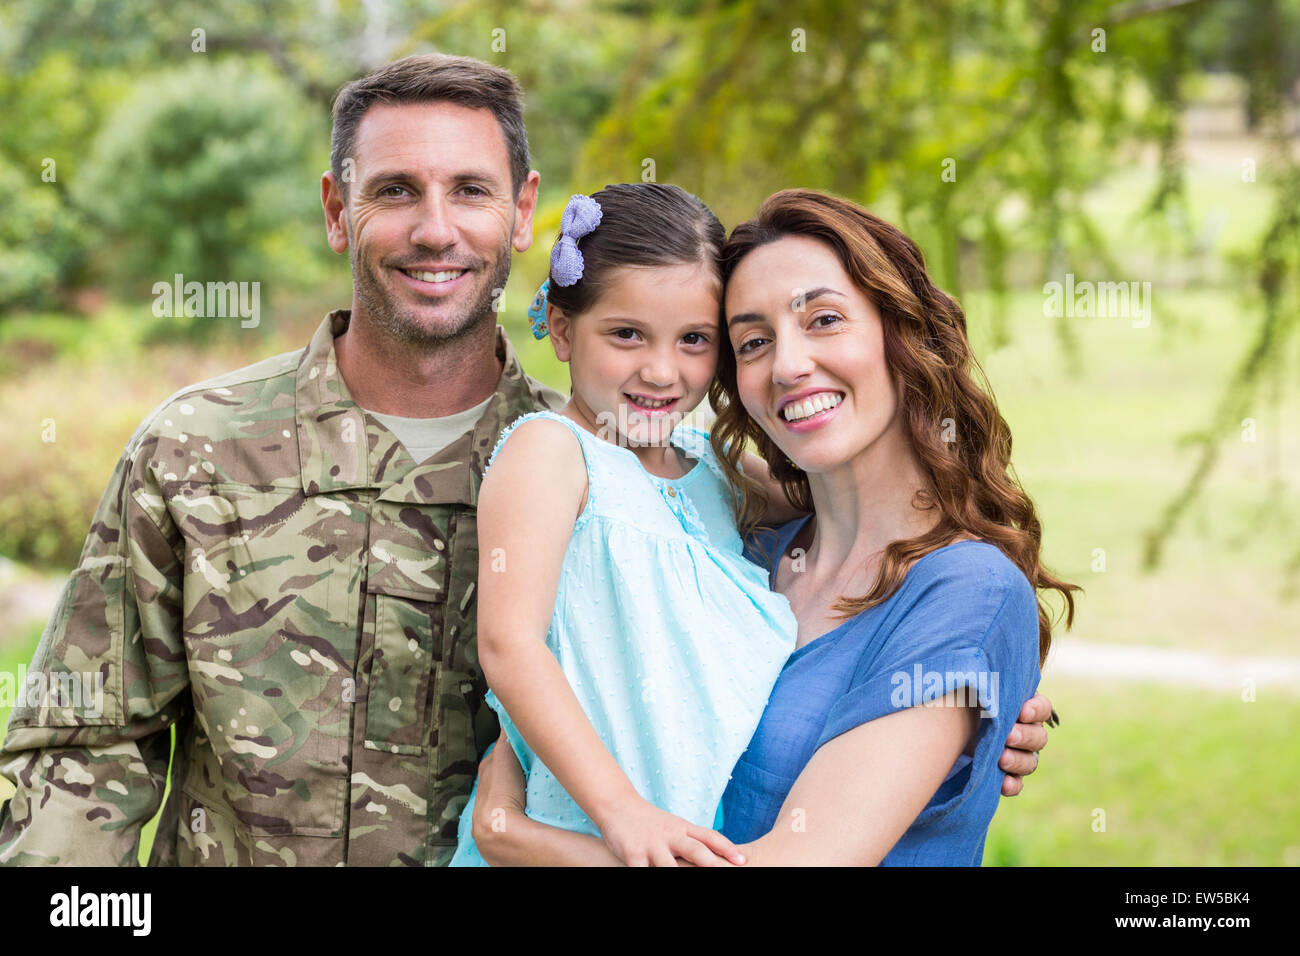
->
xmin=613 ymin=328 xmax=640 ymax=341
xmin=682 ymin=332 xmax=710 ymax=346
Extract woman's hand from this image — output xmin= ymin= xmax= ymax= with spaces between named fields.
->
xmin=999 ymin=691 xmax=1055 ymax=796
xmin=595 ymin=795 xmax=746 ymax=867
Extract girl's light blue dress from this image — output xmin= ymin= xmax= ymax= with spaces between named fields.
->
xmin=450 ymin=410 xmax=796 ymax=865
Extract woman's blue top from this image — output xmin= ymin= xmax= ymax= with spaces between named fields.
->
xmin=719 ymin=515 xmax=1041 ymax=865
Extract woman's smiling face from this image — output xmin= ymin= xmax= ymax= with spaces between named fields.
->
xmin=725 ymin=234 xmax=900 ymax=474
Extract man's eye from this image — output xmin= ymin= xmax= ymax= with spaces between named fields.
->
xmin=381 ymin=185 xmax=409 ymax=198
xmin=460 ymin=185 xmax=487 ymax=197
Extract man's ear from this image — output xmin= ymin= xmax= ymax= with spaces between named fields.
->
xmin=322 ymin=171 xmax=350 ymax=254
xmin=547 ymin=302 xmax=572 ymax=362
xmin=511 ymin=170 xmax=542 ymax=253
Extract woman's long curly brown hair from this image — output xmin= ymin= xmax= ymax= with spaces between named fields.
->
xmin=708 ymin=189 xmax=1077 ymax=665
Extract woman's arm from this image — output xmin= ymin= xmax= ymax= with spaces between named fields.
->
xmin=477 ymin=419 xmax=741 ymax=867
xmin=740 ymin=450 xmax=809 ymax=524
xmin=736 ymin=691 xmax=979 ymax=866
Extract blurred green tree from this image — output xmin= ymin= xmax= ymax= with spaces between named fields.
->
xmin=71 ymin=58 xmax=325 ymax=334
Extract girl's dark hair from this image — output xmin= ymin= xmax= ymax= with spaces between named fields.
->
xmin=545 ymin=183 xmax=725 ymax=316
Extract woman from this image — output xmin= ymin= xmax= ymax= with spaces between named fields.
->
xmin=469 ymin=189 xmax=1072 ymax=865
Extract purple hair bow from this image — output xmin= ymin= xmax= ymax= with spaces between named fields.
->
xmin=550 ymin=193 xmax=603 ymax=286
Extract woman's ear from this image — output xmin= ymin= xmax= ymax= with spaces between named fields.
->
xmin=547 ymin=302 xmax=573 ymax=362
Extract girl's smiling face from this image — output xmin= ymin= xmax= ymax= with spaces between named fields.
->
xmin=548 ymin=261 xmax=721 ymax=449
xmin=724 ymin=234 xmax=901 ymax=475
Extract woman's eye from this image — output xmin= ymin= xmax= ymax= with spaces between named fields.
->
xmin=812 ymin=312 xmax=841 ymax=327
xmin=736 ymin=336 xmax=769 ymax=355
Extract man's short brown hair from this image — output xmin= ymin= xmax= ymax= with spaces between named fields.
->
xmin=330 ymin=53 xmax=530 ymax=197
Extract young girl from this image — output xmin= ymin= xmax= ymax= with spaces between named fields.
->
xmin=450 ymin=183 xmax=803 ymax=867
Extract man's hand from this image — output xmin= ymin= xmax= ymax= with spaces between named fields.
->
xmin=999 ymin=692 xmax=1056 ymax=796
xmin=471 ymin=730 xmax=529 ymax=856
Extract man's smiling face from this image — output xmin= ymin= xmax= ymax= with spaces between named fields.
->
xmin=323 ymin=100 xmax=539 ymax=346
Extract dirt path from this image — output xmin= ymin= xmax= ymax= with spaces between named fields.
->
xmin=0 ymin=559 xmax=62 ymax=647
xmin=1046 ymin=640 xmax=1300 ymax=695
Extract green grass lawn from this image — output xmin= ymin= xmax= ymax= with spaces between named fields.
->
xmin=985 ymin=676 xmax=1300 ymax=866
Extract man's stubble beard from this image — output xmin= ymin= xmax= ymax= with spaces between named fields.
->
xmin=351 ymin=239 xmax=512 ymax=349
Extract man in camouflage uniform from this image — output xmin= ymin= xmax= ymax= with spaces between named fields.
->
xmin=0 ymin=53 xmax=562 ymax=865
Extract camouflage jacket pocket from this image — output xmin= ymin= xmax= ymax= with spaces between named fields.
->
xmin=364 ymin=589 xmax=440 ymax=756
xmin=362 ymin=502 xmax=450 ymax=757
xmin=10 ymin=556 xmax=126 ymax=729
xmin=183 ymin=623 xmax=350 ymax=837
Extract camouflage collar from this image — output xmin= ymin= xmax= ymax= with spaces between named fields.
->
xmin=295 ymin=309 xmax=546 ymax=504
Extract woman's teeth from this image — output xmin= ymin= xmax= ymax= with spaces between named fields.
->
xmin=403 ymin=268 xmax=466 ymax=283
xmin=782 ymin=392 xmax=843 ymax=422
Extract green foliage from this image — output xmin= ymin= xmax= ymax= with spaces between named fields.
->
xmin=985 ymin=677 xmax=1300 ymax=865
xmin=0 ymin=364 xmax=148 ymax=568
xmin=0 ymin=51 xmax=124 ymax=311
xmin=0 ymin=155 xmax=86 ymax=310
xmin=71 ymin=58 xmax=328 ymax=325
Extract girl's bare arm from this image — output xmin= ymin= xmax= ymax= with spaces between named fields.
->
xmin=476 ymin=419 xmax=642 ymax=828
xmin=476 ymin=418 xmax=740 ymax=866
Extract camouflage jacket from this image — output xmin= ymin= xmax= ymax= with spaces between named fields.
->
xmin=0 ymin=310 xmax=565 ymax=866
